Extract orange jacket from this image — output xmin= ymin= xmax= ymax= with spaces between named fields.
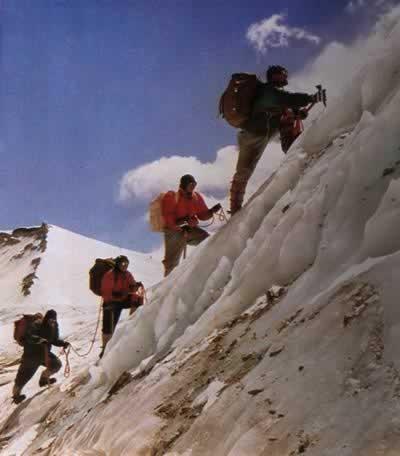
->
xmin=161 ymin=189 xmax=212 ymax=231
xmin=101 ymin=269 xmax=137 ymax=304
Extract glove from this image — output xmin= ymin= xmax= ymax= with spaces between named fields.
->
xmin=211 ymin=203 xmax=222 ymax=213
xmin=176 ymin=215 xmax=189 ymax=225
xmin=62 ymin=341 xmax=70 ymax=349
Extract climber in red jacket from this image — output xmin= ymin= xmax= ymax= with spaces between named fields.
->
xmin=161 ymin=174 xmax=221 ymax=276
xmin=100 ymin=255 xmax=143 ymax=357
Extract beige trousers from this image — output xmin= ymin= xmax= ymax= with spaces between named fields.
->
xmin=230 ymin=126 xmax=278 ymax=214
xmin=162 ymin=227 xmax=209 ymax=277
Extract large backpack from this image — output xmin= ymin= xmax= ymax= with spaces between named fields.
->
xmin=218 ymin=73 xmax=259 ymax=128
xmin=149 ymin=192 xmax=179 ymax=232
xmin=89 ymin=258 xmax=115 ymax=296
xmin=14 ymin=313 xmax=43 ymax=346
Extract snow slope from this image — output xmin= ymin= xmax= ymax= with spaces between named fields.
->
xmin=2 ymin=6 xmax=400 ymax=456
xmin=0 ymin=224 xmax=162 ymax=455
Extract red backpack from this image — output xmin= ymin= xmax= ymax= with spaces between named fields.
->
xmin=14 ymin=313 xmax=43 ymax=346
xmin=89 ymin=258 xmax=115 ymax=296
xmin=219 ymin=73 xmax=259 ymax=128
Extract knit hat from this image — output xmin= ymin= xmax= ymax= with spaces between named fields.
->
xmin=45 ymin=309 xmax=57 ymax=320
xmin=179 ymin=174 xmax=197 ymax=189
xmin=115 ymin=255 xmax=129 ymax=265
xmin=266 ymin=65 xmax=288 ymax=87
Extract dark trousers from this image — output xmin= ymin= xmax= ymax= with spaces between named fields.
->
xmin=102 ymin=302 xmax=124 ymax=335
xmin=15 ymin=351 xmax=61 ymax=389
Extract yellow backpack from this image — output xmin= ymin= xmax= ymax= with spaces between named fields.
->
xmin=148 ymin=192 xmax=179 ymax=232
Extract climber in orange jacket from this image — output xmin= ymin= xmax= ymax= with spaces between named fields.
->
xmin=161 ymin=174 xmax=221 ymax=276
xmin=100 ymin=255 xmax=143 ymax=357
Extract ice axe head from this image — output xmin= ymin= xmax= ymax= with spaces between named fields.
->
xmin=316 ymin=84 xmax=327 ymax=107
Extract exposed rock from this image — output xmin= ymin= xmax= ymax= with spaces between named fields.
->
xmin=0 ymin=233 xmax=20 ymax=246
xmin=248 ymin=388 xmax=264 ymax=396
xmin=269 ymin=345 xmax=285 ymax=357
xmin=21 ymin=273 xmax=37 ymax=296
xmin=107 ymin=372 xmax=133 ymax=400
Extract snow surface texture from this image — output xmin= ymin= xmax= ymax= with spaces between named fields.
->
xmin=2 ymin=6 xmax=400 ymax=456
xmin=98 ymin=4 xmax=400 ymax=385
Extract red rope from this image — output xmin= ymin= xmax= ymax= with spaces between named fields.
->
xmin=63 ymin=346 xmax=71 ymax=378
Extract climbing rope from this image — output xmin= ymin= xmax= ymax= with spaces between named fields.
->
xmin=64 ymin=305 xmax=102 ymax=368
xmin=63 ymin=345 xmax=71 ymax=378
xmin=183 ymin=230 xmax=188 ymax=259
xmin=143 ymin=287 xmax=148 ymax=304
xmin=60 ymin=286 xmax=148 ymax=377
xmin=199 ymin=206 xmax=229 ymax=228
xmin=199 ymin=215 xmax=215 ymax=228
xmin=216 ymin=207 xmax=229 ymax=222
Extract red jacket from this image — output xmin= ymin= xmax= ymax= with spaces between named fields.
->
xmin=101 ymin=269 xmax=137 ymax=304
xmin=161 ymin=189 xmax=212 ymax=231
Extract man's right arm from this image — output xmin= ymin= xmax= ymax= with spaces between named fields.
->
xmin=270 ymin=87 xmax=314 ymax=109
xmin=254 ymin=85 xmax=314 ymax=112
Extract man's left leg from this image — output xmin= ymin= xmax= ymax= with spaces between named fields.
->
xmin=162 ymin=230 xmax=186 ymax=276
xmin=12 ymin=357 xmax=40 ymax=403
xmin=110 ymin=303 xmax=123 ymax=334
xmin=230 ymin=129 xmax=270 ymax=215
xmin=39 ymin=352 xmax=62 ymax=387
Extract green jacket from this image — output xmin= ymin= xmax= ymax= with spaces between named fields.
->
xmin=243 ymin=82 xmax=313 ymax=135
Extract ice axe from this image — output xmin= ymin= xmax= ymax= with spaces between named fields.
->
xmin=310 ymin=84 xmax=327 ymax=110
xmin=285 ymin=84 xmax=327 ymax=149
xmin=316 ymin=84 xmax=327 ymax=106
xmin=301 ymin=84 xmax=327 ymax=114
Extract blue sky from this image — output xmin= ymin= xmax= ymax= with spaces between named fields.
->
xmin=0 ymin=0 xmax=397 ymax=252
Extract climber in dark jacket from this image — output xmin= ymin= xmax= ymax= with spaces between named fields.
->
xmin=229 ymin=65 xmax=321 ymax=215
xmin=12 ymin=309 xmax=69 ymax=404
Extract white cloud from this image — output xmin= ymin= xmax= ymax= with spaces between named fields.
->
xmin=119 ymin=141 xmax=283 ymax=214
xmin=119 ymin=146 xmax=238 ymax=202
xmin=246 ymin=14 xmax=321 ymax=54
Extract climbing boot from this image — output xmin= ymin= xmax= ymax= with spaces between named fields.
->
xmin=39 ymin=376 xmax=57 ymax=387
xmin=12 ymin=385 xmax=26 ymax=404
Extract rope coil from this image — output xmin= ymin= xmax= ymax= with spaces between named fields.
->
xmin=61 ymin=288 xmax=147 ymax=377
xmin=63 ymin=346 xmax=71 ymax=378
xmin=61 ymin=301 xmax=102 ymax=377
